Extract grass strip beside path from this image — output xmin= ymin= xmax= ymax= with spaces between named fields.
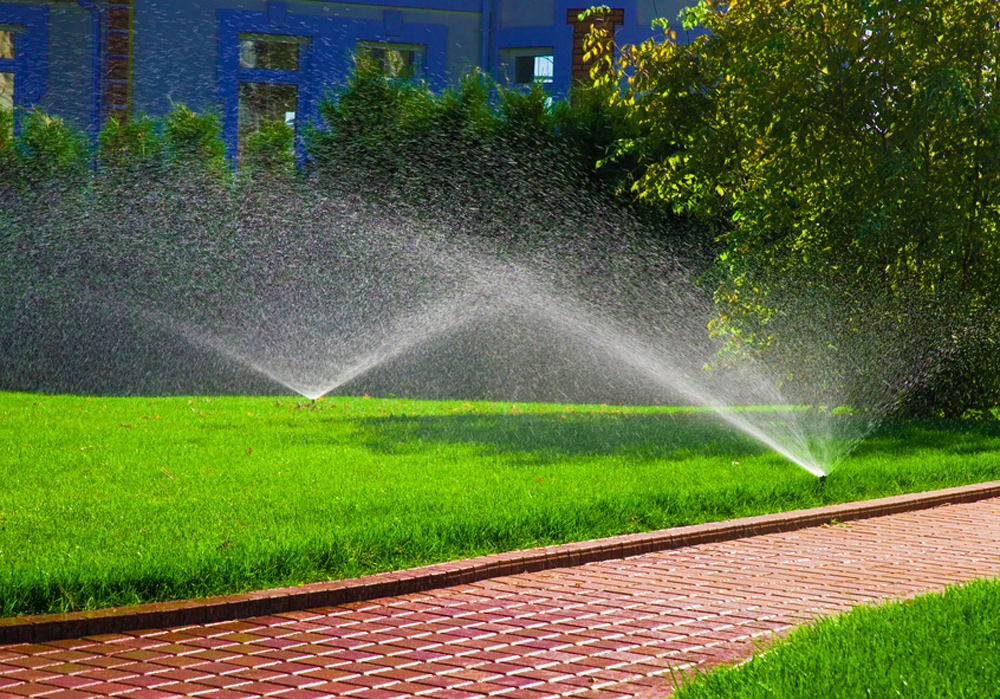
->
xmin=2 ymin=391 xmax=1000 ymax=617
xmin=672 ymin=578 xmax=1000 ymax=699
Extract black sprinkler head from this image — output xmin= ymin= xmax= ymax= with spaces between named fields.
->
xmin=819 ymin=474 xmax=827 ymax=483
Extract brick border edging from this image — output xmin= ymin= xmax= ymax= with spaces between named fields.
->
xmin=5 ymin=481 xmax=1000 ymax=645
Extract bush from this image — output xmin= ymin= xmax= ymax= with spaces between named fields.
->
xmin=242 ymin=117 xmax=295 ymax=176
xmin=96 ymin=113 xmax=165 ymax=175
xmin=302 ymin=63 xmax=679 ymax=253
xmin=163 ymin=103 xmax=227 ymax=175
xmin=6 ymin=109 xmax=89 ymax=189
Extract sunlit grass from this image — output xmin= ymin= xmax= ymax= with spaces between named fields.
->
xmin=2 ymin=391 xmax=999 ymax=616
xmin=671 ymin=578 xmax=1000 ymax=699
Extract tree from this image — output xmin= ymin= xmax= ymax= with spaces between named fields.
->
xmin=595 ymin=0 xmax=1000 ymax=415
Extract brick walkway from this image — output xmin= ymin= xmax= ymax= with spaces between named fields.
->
xmin=3 ymin=496 xmax=1000 ymax=699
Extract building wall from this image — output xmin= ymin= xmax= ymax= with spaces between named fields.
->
xmin=132 ymin=0 xmax=221 ymax=118
xmin=0 ymin=0 xmax=700 ymax=156
xmin=40 ymin=2 xmax=92 ymax=130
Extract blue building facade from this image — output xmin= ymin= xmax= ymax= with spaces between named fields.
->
xmin=0 ymin=0 xmax=701 ymax=159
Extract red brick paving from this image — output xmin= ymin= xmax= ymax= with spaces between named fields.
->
xmin=3 ymin=494 xmax=1000 ymax=698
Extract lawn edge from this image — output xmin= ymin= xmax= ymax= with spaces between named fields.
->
xmin=4 ymin=480 xmax=1000 ymax=644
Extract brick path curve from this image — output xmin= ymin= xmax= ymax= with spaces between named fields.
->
xmin=3 ymin=497 xmax=1000 ymax=699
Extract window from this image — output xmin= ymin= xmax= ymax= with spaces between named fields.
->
xmin=0 ymin=29 xmax=12 ymax=59
xmin=356 ymin=42 xmax=425 ymax=80
xmin=237 ymin=82 xmax=296 ymax=156
xmin=235 ymin=34 xmax=306 ymax=162
xmin=0 ymin=6 xmax=47 ymax=136
xmin=239 ymin=33 xmax=299 ymax=72
xmin=219 ymin=8 xmax=450 ymax=163
xmin=500 ymin=49 xmax=555 ymax=88
xmin=0 ymin=29 xmax=14 ymax=132
xmin=514 ymin=55 xmax=554 ymax=86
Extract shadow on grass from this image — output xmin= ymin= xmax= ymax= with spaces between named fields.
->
xmin=853 ymin=418 xmax=1000 ymax=458
xmin=351 ymin=410 xmax=1000 ymax=475
xmin=351 ymin=411 xmax=787 ymax=463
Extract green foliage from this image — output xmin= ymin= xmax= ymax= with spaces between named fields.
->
xmin=601 ymin=0 xmax=1000 ymax=416
xmin=0 ymin=111 xmax=90 ymax=333
xmin=163 ymin=102 xmax=227 ymax=174
xmin=552 ymin=82 xmax=635 ymax=191
xmin=302 ymin=62 xmax=675 ymax=253
xmin=496 ymin=81 xmax=553 ymax=144
xmin=0 ymin=108 xmax=13 ymax=152
xmin=673 ymin=578 xmax=1000 ymax=699
xmin=306 ymin=59 xmax=431 ymax=190
xmin=10 ymin=109 xmax=89 ymax=187
xmin=0 ymin=110 xmax=15 ymax=194
xmin=241 ymin=117 xmax=295 ymax=175
xmin=96 ymin=113 xmax=165 ymax=173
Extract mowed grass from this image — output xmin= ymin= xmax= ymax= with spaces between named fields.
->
xmin=2 ymin=391 xmax=1000 ymax=617
xmin=671 ymin=578 xmax=1000 ymax=699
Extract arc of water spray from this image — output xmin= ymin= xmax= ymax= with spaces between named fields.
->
xmin=460 ymin=259 xmax=830 ymax=478
xmin=168 ymin=290 xmax=487 ymax=402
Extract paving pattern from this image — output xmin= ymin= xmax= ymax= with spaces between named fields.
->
xmin=3 ymin=497 xmax=1000 ymax=699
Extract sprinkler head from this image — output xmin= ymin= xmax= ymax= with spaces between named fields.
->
xmin=818 ymin=474 xmax=827 ymax=483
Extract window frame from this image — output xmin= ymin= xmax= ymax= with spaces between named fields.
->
xmin=236 ymin=80 xmax=299 ymax=160
xmin=499 ymin=47 xmax=555 ymax=88
xmin=238 ymin=32 xmax=304 ymax=72
xmin=234 ymin=33 xmax=308 ymax=163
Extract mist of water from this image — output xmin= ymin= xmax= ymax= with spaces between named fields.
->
xmin=0 ymin=175 xmax=937 ymax=478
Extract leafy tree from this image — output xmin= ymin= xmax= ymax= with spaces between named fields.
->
xmin=596 ymin=0 xmax=1000 ymax=415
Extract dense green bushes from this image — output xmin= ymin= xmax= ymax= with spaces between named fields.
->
xmin=0 ymin=68 xmax=686 ymax=312
xmin=1 ymin=68 xmax=639 ymax=200
xmin=303 ymin=65 xmax=661 ymax=249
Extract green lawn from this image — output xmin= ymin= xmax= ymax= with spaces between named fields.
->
xmin=671 ymin=578 xmax=1000 ymax=699
xmin=2 ymin=391 xmax=1000 ymax=617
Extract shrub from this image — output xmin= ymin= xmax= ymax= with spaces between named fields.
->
xmin=11 ymin=109 xmax=89 ymax=187
xmin=241 ymin=117 xmax=295 ymax=176
xmin=96 ymin=113 xmax=165 ymax=174
xmin=163 ymin=103 xmax=227 ymax=175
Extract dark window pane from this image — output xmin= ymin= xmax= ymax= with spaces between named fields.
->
xmin=513 ymin=55 xmax=553 ymax=85
xmin=238 ymin=35 xmax=298 ymax=71
xmin=514 ymin=55 xmax=534 ymax=84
